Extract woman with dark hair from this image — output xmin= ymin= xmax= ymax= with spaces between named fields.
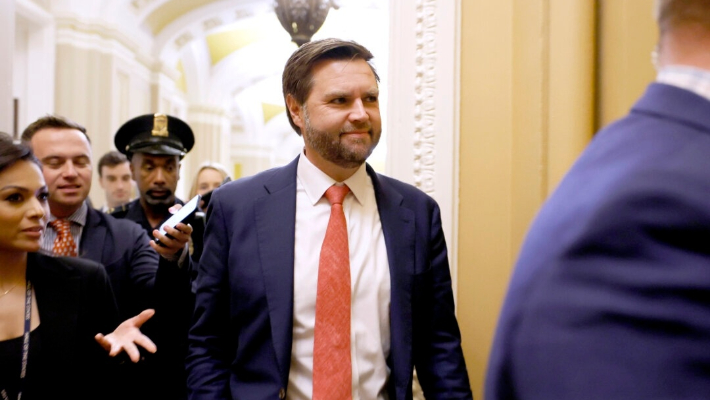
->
xmin=0 ymin=133 xmax=155 ymax=399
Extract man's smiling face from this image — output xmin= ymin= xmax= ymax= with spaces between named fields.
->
xmin=30 ymin=127 xmax=93 ymax=218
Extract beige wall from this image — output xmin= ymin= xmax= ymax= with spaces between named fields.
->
xmin=53 ymin=27 xmax=188 ymax=207
xmin=55 ymin=44 xmax=119 ymax=207
xmin=597 ymin=0 xmax=659 ymax=128
xmin=457 ymin=0 xmax=656 ymax=398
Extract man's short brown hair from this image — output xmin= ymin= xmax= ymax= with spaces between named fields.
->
xmin=97 ymin=150 xmax=129 ymax=178
xmin=657 ymin=0 xmax=710 ymax=35
xmin=281 ymin=38 xmax=379 ymax=135
xmin=21 ymin=115 xmax=90 ymax=144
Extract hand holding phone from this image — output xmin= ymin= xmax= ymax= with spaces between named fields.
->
xmin=154 ymin=194 xmax=200 ymax=247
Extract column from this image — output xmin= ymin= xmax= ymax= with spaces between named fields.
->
xmin=184 ymin=104 xmax=232 ymax=195
xmin=0 ymin=0 xmax=15 ymax=135
xmin=458 ymin=0 xmax=598 ymax=397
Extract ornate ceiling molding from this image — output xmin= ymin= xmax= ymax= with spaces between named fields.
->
xmin=153 ymin=1 xmax=271 ymax=64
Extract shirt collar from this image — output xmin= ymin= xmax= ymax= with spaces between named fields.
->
xmin=657 ymin=65 xmax=710 ymax=103
xmin=49 ymin=201 xmax=88 ymax=227
xmin=296 ymin=150 xmax=369 ymax=206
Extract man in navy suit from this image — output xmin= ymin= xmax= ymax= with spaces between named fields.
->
xmin=486 ymin=1 xmax=710 ymax=399
xmin=21 ymin=115 xmax=193 ymax=399
xmin=187 ymin=39 xmax=471 ymax=400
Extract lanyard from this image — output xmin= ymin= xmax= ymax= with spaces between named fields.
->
xmin=1 ymin=278 xmax=32 ymax=400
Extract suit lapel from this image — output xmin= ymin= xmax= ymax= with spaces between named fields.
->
xmin=255 ymin=157 xmax=299 ymax=379
xmin=80 ymin=208 xmax=107 ymax=263
xmin=368 ymin=166 xmax=416 ymax=390
xmin=255 ymin=160 xmax=417 ymax=388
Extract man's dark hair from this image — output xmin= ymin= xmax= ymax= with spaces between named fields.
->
xmin=97 ymin=150 xmax=129 ymax=178
xmin=21 ymin=115 xmax=90 ymax=144
xmin=282 ymin=38 xmax=379 ymax=135
xmin=657 ymin=0 xmax=710 ymax=35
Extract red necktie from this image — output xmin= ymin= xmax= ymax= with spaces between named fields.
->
xmin=50 ymin=219 xmax=77 ymax=257
xmin=312 ymin=184 xmax=352 ymax=400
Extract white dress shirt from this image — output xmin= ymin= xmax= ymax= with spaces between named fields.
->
xmin=657 ymin=65 xmax=710 ymax=103
xmin=288 ymin=152 xmax=391 ymax=400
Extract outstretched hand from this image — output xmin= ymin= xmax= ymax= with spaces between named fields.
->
xmin=95 ymin=308 xmax=157 ymax=363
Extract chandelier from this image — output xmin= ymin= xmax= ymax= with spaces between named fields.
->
xmin=274 ymin=0 xmax=338 ymax=47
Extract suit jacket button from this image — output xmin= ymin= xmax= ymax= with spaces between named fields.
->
xmin=278 ymin=388 xmax=286 ymax=399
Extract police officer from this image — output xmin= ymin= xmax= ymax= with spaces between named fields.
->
xmin=113 ymin=113 xmax=197 ymax=399
xmin=113 ymin=113 xmax=194 ymax=234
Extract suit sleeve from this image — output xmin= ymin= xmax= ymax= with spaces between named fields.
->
xmin=414 ymin=200 xmax=473 ymax=399
xmin=186 ymin=191 xmax=233 ymax=400
xmin=126 ymin=223 xmax=160 ymax=311
xmin=82 ymin=261 xmax=124 ymax=399
xmin=485 ymin=173 xmax=710 ymax=399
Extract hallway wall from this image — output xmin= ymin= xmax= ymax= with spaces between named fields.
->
xmin=456 ymin=0 xmax=657 ymax=397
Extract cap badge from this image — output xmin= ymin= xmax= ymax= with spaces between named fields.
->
xmin=152 ymin=113 xmax=169 ymax=137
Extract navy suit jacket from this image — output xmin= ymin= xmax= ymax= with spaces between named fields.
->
xmin=82 ymin=206 xmax=192 ymax=399
xmin=187 ymin=156 xmax=471 ymax=400
xmin=486 ymin=83 xmax=710 ymax=399
xmin=81 ymin=206 xmax=159 ymax=320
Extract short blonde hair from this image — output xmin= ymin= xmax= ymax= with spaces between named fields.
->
xmin=189 ymin=162 xmax=231 ymax=199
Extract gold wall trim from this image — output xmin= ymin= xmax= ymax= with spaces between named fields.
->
xmin=458 ymin=1 xmax=597 ymax=397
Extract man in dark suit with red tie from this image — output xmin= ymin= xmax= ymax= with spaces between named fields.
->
xmin=187 ymin=39 xmax=472 ymax=400
xmin=486 ymin=1 xmax=710 ymax=398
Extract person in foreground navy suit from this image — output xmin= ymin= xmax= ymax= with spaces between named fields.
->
xmin=187 ymin=39 xmax=471 ymax=400
xmin=486 ymin=1 xmax=710 ymax=399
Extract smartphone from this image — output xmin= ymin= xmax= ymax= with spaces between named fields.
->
xmin=199 ymin=190 xmax=213 ymax=211
xmin=154 ymin=194 xmax=201 ymax=246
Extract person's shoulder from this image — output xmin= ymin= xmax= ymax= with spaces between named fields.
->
xmin=218 ymin=162 xmax=295 ymax=195
xmin=109 ymin=199 xmax=139 ymax=219
xmin=371 ymin=168 xmax=434 ymax=202
xmin=90 ymin=205 xmax=147 ymax=234
xmin=31 ymin=252 xmax=105 ymax=278
xmin=376 ymin=172 xmax=420 ymax=192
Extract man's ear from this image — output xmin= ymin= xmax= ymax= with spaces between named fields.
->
xmin=286 ymin=94 xmax=305 ymax=130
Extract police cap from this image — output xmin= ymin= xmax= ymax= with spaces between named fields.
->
xmin=114 ymin=113 xmax=194 ymax=158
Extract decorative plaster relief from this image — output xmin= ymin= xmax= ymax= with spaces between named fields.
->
xmin=235 ymin=9 xmax=254 ymax=20
xmin=413 ymin=0 xmax=438 ymax=195
xmin=130 ymin=0 xmax=156 ymax=13
xmin=203 ymin=17 xmax=223 ymax=31
xmin=174 ymin=31 xmax=195 ymax=49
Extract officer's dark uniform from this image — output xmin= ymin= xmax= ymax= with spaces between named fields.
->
xmin=110 ymin=197 xmax=184 ymax=235
xmin=112 ymin=113 xmax=199 ymax=400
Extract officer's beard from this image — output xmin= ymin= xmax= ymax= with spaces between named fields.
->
xmin=144 ymin=189 xmax=176 ymax=207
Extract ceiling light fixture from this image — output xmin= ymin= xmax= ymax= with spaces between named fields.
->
xmin=274 ymin=0 xmax=338 ymax=47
